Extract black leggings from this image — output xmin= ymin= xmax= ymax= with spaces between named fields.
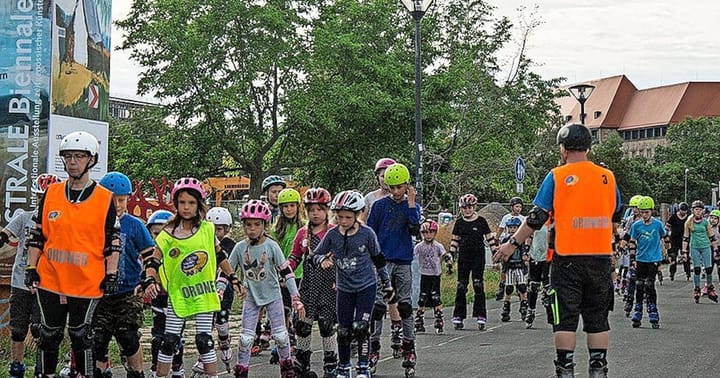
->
xmin=36 ymin=289 xmax=99 ymax=377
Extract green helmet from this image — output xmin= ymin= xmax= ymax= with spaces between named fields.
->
xmin=384 ymin=163 xmax=410 ymax=186
xmin=710 ymin=210 xmax=720 ymax=219
xmin=278 ymin=188 xmax=301 ymax=205
xmin=629 ymin=195 xmax=643 ymax=207
xmin=637 ymin=196 xmax=655 ymax=210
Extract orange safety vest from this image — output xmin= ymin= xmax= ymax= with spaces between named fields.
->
xmin=37 ymin=182 xmax=113 ymax=298
xmin=551 ymin=161 xmax=616 ymax=256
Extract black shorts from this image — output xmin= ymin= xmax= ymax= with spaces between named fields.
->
xmin=419 ymin=274 xmax=441 ymax=307
xmin=9 ymin=287 xmax=39 ymax=341
xmin=550 ymin=255 xmax=613 ymax=334
xmin=92 ymin=292 xmax=144 ymax=334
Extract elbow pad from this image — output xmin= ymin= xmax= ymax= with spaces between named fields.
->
xmin=408 ymin=223 xmax=420 ymax=237
xmin=0 ymin=231 xmax=9 ymax=247
xmin=144 ymin=256 xmax=162 ymax=271
xmin=215 ymin=249 xmax=228 ymax=264
xmin=278 ymin=264 xmax=295 ymax=281
xmin=526 ymin=206 xmax=549 ymax=230
xmin=683 ymin=236 xmax=690 ymax=243
xmin=371 ymin=253 xmax=387 ymax=269
xmin=612 ymin=208 xmax=624 ymax=223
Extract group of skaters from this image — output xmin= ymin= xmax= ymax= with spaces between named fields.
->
xmin=5 ymin=124 xmax=714 ymax=378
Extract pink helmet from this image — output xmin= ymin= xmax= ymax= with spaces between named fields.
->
xmin=32 ymin=173 xmax=62 ymax=194
xmin=421 ymin=220 xmax=438 ymax=233
xmin=374 ymin=158 xmax=396 ymax=174
xmin=303 ymin=187 xmax=332 ymax=205
xmin=171 ymin=177 xmax=206 ymax=200
xmin=240 ymin=199 xmax=272 ymax=222
xmin=459 ymin=194 xmax=478 ymax=207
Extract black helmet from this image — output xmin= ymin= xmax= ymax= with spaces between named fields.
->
xmin=510 ymin=197 xmax=523 ymax=206
xmin=557 ymin=124 xmax=592 ymax=151
xmin=678 ymin=202 xmax=689 ymax=212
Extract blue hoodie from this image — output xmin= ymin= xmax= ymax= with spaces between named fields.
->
xmin=367 ymin=196 xmax=421 ymax=265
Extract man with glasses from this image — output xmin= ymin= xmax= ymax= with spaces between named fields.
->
xmin=24 ymin=131 xmax=122 ymax=378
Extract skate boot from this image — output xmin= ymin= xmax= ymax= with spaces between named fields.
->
xmin=623 ymin=297 xmax=633 ymax=317
xmin=219 ymin=338 xmax=233 ymax=373
xmin=452 ymin=316 xmax=464 ymax=330
xmin=232 ymin=364 xmax=249 ymax=378
xmin=280 ymin=358 xmax=296 ymax=378
xmin=294 ymin=349 xmax=317 ymax=378
xmin=588 ymin=361 xmax=609 ymax=378
xmin=190 ymin=359 xmax=205 ymax=378
xmin=702 ymin=283 xmax=708 ymax=296
xmin=434 ymin=309 xmax=444 ymax=333
xmin=708 ymin=285 xmax=719 ymax=303
xmin=355 ymin=361 xmax=371 ymax=378
xmin=9 ymin=361 xmax=25 ymax=378
xmin=414 ymin=309 xmax=425 ymax=333
xmin=553 ymin=362 xmax=575 ymax=378
xmin=171 ymin=368 xmax=185 ymax=378
xmin=323 ymin=351 xmax=338 ymax=378
xmin=631 ymin=302 xmax=642 ymax=328
xmin=368 ymin=339 xmax=380 ymax=375
xmin=269 ymin=347 xmax=280 ymax=364
xmin=401 ymin=340 xmax=417 ymax=378
xmin=390 ymin=321 xmax=403 ymax=358
xmin=476 ymin=316 xmax=486 ymax=331
xmin=495 ymin=282 xmax=505 ymax=301
xmin=336 ymin=364 xmax=351 ymax=378
xmin=519 ymin=299 xmax=529 ymax=321
xmin=500 ymin=301 xmax=511 ymax=322
xmin=694 ymin=286 xmax=701 ymax=303
xmin=647 ymin=303 xmax=660 ymax=329
xmin=525 ymin=309 xmax=536 ymax=329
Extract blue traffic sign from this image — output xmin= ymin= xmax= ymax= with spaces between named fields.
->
xmin=515 ymin=156 xmax=526 ymax=183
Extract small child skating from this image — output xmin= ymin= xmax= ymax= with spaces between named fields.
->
xmin=313 ymin=190 xmax=393 ymax=378
xmin=228 ymin=199 xmax=305 ymax=378
xmin=413 ymin=220 xmax=450 ymax=334
xmin=499 ymin=217 xmax=530 ymax=323
xmin=627 ymin=196 xmax=666 ymax=328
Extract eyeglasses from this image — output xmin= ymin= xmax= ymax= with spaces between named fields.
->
xmin=62 ymin=152 xmax=90 ymax=161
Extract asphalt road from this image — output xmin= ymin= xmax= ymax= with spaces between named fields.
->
xmin=113 ymin=268 xmax=720 ymax=377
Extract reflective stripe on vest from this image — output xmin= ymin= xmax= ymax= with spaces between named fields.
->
xmin=552 ymin=162 xmax=616 ymax=256
xmin=38 ymin=182 xmax=112 ymax=298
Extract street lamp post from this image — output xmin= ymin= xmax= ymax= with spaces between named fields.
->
xmin=568 ymin=83 xmax=596 ymax=125
xmin=685 ymin=168 xmax=689 ymax=203
xmin=401 ymin=0 xmax=433 ymax=205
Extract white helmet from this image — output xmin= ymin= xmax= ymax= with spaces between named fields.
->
xmin=206 ymin=207 xmax=233 ymax=226
xmin=330 ymin=190 xmax=366 ymax=212
xmin=59 ymin=131 xmax=100 ymax=156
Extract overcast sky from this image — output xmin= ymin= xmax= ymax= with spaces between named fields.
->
xmin=109 ymin=0 xmax=720 ymax=100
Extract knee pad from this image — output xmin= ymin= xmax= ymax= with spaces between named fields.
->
xmin=160 ymin=333 xmax=181 ymax=356
xmin=318 ymin=318 xmax=336 ymax=338
xmin=117 ymin=329 xmax=142 ymax=356
xmin=505 ymin=284 xmax=515 ymax=296
xmin=472 ymin=278 xmax=483 ymax=292
xmin=517 ymin=283 xmax=528 ymax=294
xmin=11 ymin=326 xmax=27 ymax=343
xmin=30 ymin=323 xmax=41 ymax=339
xmin=151 ymin=335 xmax=163 ymax=354
xmin=92 ymin=330 xmax=113 ymax=361
xmin=337 ymin=326 xmax=352 ymax=346
xmin=430 ymin=291 xmax=441 ymax=308
xmin=215 ymin=309 xmax=229 ymax=325
xmin=351 ymin=320 xmax=370 ymax=340
xmin=644 ymin=278 xmax=655 ymax=289
xmin=397 ymin=302 xmax=413 ymax=319
xmin=529 ymin=281 xmax=540 ymax=294
xmin=695 ymin=267 xmax=702 ymax=275
xmin=417 ymin=293 xmax=428 ymax=308
xmin=68 ymin=323 xmax=93 ymax=351
xmin=371 ymin=303 xmax=387 ymax=321
xmin=37 ymin=324 xmax=64 ymax=351
xmin=706 ymin=266 xmax=714 ymax=275
xmin=195 ymin=333 xmax=214 ymax=355
xmin=238 ymin=331 xmax=256 ymax=352
xmin=456 ymin=282 xmax=468 ymax=295
xmin=272 ymin=329 xmax=290 ymax=348
xmin=635 ymin=279 xmax=645 ymax=292
xmin=294 ymin=319 xmax=313 ymax=338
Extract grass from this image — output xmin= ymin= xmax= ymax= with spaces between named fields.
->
xmin=0 ymin=266 xmax=499 ymax=376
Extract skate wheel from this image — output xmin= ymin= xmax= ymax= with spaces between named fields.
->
xmin=435 ymin=328 xmax=443 ymax=334
xmin=478 ymin=324 xmax=485 ymax=330
xmin=632 ymin=322 xmax=640 ymax=328
xmin=405 ymin=368 xmax=416 ymax=378
xmin=652 ymin=323 xmax=660 ymax=329
xmin=393 ymin=350 xmax=402 ymax=358
xmin=525 ymin=322 xmax=532 ymax=329
xmin=308 ymin=372 xmax=319 ymax=378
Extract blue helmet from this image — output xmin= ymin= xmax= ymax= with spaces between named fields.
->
xmin=147 ymin=210 xmax=173 ymax=227
xmin=506 ymin=217 xmax=522 ymax=228
xmin=261 ymin=175 xmax=286 ymax=193
xmin=99 ymin=171 xmax=133 ymax=195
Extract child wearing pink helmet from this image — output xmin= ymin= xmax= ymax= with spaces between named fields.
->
xmin=228 ymin=199 xmax=305 ymax=378
xmin=142 ymin=177 xmax=242 ymax=378
xmin=414 ymin=220 xmax=451 ymax=334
